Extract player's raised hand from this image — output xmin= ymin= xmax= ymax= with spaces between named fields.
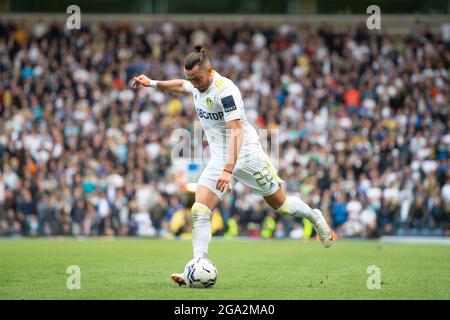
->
xmin=132 ymin=74 xmax=151 ymax=88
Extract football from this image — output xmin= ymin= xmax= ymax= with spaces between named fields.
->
xmin=183 ymin=258 xmax=218 ymax=288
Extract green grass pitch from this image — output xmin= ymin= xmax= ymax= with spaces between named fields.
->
xmin=0 ymin=238 xmax=449 ymax=300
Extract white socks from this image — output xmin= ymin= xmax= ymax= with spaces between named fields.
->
xmin=191 ymin=202 xmax=212 ymax=259
xmin=190 ymin=197 xmax=316 ymax=259
xmin=275 ymin=196 xmax=317 ymax=222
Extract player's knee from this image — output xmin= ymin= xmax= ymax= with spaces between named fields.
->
xmin=275 ymin=196 xmax=295 ymax=216
xmin=264 ymin=188 xmax=286 ymax=211
xmin=191 ymin=202 xmax=211 ymax=223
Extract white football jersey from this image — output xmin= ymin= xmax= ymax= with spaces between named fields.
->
xmin=183 ymin=70 xmax=262 ymax=163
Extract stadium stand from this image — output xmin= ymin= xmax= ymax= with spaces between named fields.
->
xmin=0 ymin=18 xmax=449 ymax=238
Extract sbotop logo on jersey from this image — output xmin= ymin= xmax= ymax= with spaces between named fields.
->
xmin=196 ymin=108 xmax=224 ymax=121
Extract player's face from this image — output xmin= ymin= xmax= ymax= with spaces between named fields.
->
xmin=185 ymin=65 xmax=213 ymax=92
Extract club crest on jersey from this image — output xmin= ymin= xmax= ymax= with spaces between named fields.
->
xmin=221 ymin=95 xmax=237 ymax=113
xmin=206 ymin=97 xmax=213 ymax=109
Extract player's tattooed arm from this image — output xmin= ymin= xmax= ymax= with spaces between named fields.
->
xmin=216 ymin=119 xmax=243 ymax=192
xmin=132 ymin=75 xmax=190 ymax=95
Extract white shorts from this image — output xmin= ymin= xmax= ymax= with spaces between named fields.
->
xmin=197 ymin=151 xmax=283 ymax=200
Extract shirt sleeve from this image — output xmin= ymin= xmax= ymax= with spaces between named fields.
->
xmin=218 ymin=85 xmax=243 ymax=122
xmin=183 ymin=81 xmax=195 ymax=93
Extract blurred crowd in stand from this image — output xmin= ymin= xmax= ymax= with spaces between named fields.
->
xmin=1 ymin=19 xmax=449 ymax=238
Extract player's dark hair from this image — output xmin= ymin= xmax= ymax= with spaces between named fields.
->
xmin=184 ymin=45 xmax=210 ymax=70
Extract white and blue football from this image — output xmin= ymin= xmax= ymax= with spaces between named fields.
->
xmin=183 ymin=258 xmax=218 ymax=288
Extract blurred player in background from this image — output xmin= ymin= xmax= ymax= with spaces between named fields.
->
xmin=133 ymin=45 xmax=333 ymax=286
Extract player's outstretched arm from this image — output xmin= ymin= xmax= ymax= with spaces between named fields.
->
xmin=132 ymin=74 xmax=189 ymax=95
